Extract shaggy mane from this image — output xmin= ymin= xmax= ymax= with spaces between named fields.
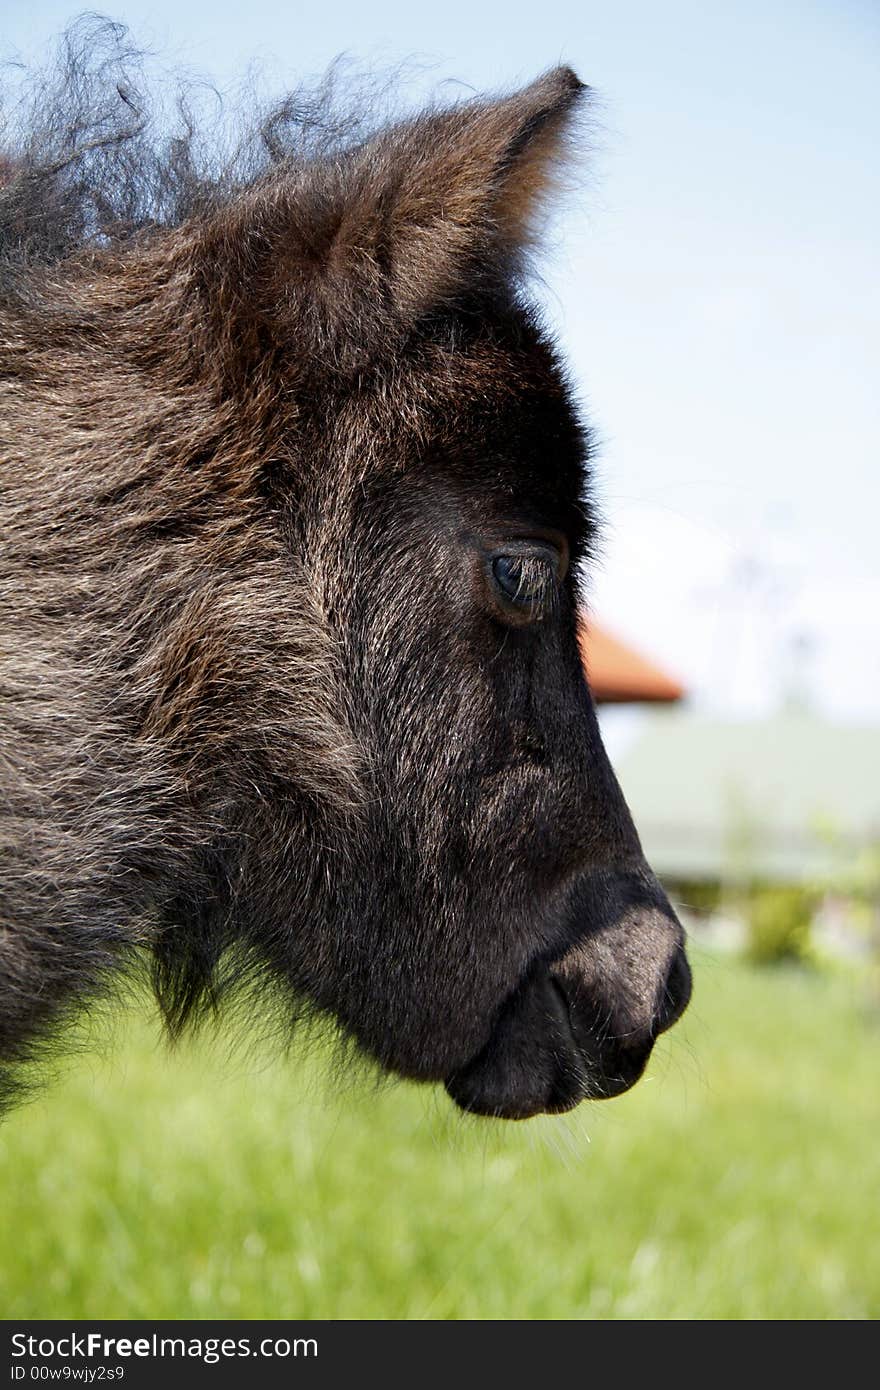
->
xmin=0 ymin=13 xmax=387 ymax=289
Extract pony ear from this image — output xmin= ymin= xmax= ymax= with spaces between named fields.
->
xmin=201 ymin=68 xmax=586 ymax=369
xmin=331 ymin=65 xmax=587 ymax=319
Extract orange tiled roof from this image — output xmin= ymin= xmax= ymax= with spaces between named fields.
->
xmin=578 ymin=619 xmax=685 ymax=704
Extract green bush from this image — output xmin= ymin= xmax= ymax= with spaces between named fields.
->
xmin=666 ymin=878 xmax=723 ymax=919
xmin=744 ymin=884 xmax=816 ymax=965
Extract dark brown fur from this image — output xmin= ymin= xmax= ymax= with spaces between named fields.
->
xmin=0 ymin=20 xmax=690 ymax=1117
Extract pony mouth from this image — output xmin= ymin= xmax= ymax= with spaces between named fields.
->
xmin=443 ymin=968 xmax=654 ymax=1120
xmin=442 ymin=934 xmax=689 ymax=1117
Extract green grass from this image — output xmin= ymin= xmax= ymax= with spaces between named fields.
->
xmin=1 ymin=953 xmax=878 ymax=1319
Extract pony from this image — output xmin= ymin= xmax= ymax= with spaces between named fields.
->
xmin=0 ymin=19 xmax=690 ymax=1117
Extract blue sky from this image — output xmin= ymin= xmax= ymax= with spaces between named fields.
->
xmin=6 ymin=2 xmax=879 ymax=720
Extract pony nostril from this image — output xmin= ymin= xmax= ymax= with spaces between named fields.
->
xmin=655 ymin=949 xmax=692 ymax=1035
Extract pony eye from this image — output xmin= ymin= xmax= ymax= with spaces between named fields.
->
xmin=492 ymin=555 xmax=543 ymax=601
xmin=490 ymin=546 xmax=560 ymax=613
